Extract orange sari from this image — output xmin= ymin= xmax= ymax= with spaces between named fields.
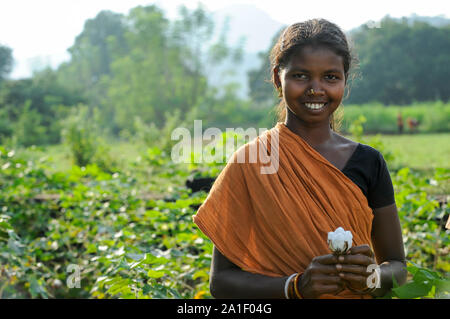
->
xmin=193 ymin=122 xmax=374 ymax=299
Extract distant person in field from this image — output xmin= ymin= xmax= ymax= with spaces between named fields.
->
xmin=407 ymin=117 xmax=419 ymax=133
xmin=193 ymin=19 xmax=407 ymax=299
xmin=397 ymin=112 xmax=403 ymax=134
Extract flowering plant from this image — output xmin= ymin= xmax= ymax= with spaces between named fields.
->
xmin=327 ymin=227 xmax=353 ymax=255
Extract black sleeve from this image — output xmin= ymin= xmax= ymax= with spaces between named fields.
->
xmin=367 ymin=151 xmax=396 ymax=209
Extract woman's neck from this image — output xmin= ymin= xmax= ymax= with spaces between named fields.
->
xmin=284 ymin=111 xmax=336 ymax=149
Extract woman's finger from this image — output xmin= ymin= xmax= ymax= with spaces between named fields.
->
xmin=313 ymin=274 xmax=342 ymax=285
xmin=337 ymin=254 xmax=375 ymax=266
xmin=339 ymin=273 xmax=368 ymax=288
xmin=339 ymin=264 xmax=370 ymax=276
xmin=312 ymin=254 xmax=338 ymax=265
xmin=317 ymin=264 xmax=340 ymax=275
xmin=348 ymin=244 xmax=374 ymax=257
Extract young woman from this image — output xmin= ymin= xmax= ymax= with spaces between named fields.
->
xmin=193 ymin=19 xmax=407 ymax=299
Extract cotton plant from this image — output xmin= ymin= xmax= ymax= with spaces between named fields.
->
xmin=327 ymin=227 xmax=353 ymax=255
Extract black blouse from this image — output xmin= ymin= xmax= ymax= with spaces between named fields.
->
xmin=340 ymin=143 xmax=396 ymax=210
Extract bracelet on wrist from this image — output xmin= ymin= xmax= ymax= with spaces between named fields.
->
xmin=293 ymin=273 xmax=304 ymax=299
xmin=284 ymin=273 xmax=297 ymax=299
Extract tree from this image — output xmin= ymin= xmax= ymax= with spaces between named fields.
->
xmin=105 ymin=4 xmax=243 ymax=134
xmin=0 ymin=68 xmax=85 ymax=145
xmin=347 ymin=16 xmax=450 ymax=104
xmin=57 ymin=10 xmax=127 ymax=106
xmin=0 ymin=45 xmax=13 ymax=83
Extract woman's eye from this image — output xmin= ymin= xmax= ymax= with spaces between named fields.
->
xmin=326 ymin=75 xmax=339 ymax=80
xmin=293 ymin=74 xmax=307 ymax=79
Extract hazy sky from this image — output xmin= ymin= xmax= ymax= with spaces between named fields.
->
xmin=1 ymin=0 xmax=448 ymax=78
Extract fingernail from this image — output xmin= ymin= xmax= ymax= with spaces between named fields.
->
xmin=339 ymin=273 xmax=344 ymax=277
xmin=338 ymin=255 xmax=345 ymax=263
xmin=336 ymin=264 xmax=342 ymax=271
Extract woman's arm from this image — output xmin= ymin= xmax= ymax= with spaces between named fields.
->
xmin=370 ymin=203 xmax=408 ymax=297
xmin=209 ymin=246 xmax=288 ymax=298
xmin=210 ymin=246 xmax=346 ymax=299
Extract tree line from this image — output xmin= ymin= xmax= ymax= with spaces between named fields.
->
xmin=0 ymin=7 xmax=449 ymax=147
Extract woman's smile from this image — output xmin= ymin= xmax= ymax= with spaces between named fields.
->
xmin=303 ymin=102 xmax=328 ymax=111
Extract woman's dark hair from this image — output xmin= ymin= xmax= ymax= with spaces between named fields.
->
xmin=270 ymin=19 xmax=359 ymax=132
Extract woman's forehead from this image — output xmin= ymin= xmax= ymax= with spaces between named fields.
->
xmin=285 ymin=45 xmax=345 ymax=72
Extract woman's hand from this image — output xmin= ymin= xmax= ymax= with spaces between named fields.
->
xmin=299 ymin=254 xmax=345 ymax=298
xmin=337 ymin=244 xmax=378 ymax=292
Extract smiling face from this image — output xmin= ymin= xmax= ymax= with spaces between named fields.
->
xmin=275 ymin=45 xmax=346 ymax=127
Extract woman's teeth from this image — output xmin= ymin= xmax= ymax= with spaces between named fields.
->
xmin=305 ymin=103 xmax=326 ymax=110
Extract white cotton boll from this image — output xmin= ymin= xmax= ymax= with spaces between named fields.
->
xmin=327 ymin=227 xmax=353 ymax=254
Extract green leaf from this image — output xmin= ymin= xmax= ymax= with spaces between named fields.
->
xmin=143 ymin=284 xmax=152 ymax=295
xmin=147 ymin=270 xmax=165 ymax=278
xmin=142 ymin=253 xmax=169 ymax=265
xmin=392 ymin=282 xmax=431 ymax=299
xmin=28 ymin=276 xmax=50 ymax=299
xmin=192 ymin=270 xmax=209 ymax=281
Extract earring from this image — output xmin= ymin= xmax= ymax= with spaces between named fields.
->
xmin=309 ymin=88 xmax=315 ymax=95
xmin=277 ymin=87 xmax=283 ymax=97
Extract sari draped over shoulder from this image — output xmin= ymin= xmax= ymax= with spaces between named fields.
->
xmin=193 ymin=122 xmax=374 ymax=299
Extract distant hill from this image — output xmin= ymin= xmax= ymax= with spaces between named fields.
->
xmin=212 ymin=4 xmax=284 ymax=53
xmin=208 ymin=4 xmax=284 ymax=98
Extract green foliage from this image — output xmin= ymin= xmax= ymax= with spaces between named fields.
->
xmin=132 ymin=106 xmax=200 ymax=155
xmin=393 ymin=167 xmax=450 ymax=274
xmin=61 ymin=105 xmax=98 ymax=167
xmin=92 ymin=4 xmax=241 ymax=135
xmin=1 ymin=4 xmax=246 ymax=147
xmin=247 ymin=30 xmax=281 ymax=106
xmin=12 ymin=100 xmax=47 ymax=147
xmin=342 ymin=101 xmax=450 ymax=134
xmin=0 ymin=69 xmax=86 ymax=146
xmin=348 ymin=17 xmax=450 ymax=104
xmin=60 ymin=104 xmax=118 ymax=173
xmin=387 ymin=262 xmax=450 ymax=299
xmin=0 ymin=144 xmax=211 ymax=298
xmin=57 ymin=10 xmax=127 ymax=109
xmin=0 ymin=44 xmax=13 ymax=82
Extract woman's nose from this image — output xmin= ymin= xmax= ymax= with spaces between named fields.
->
xmin=307 ymin=80 xmax=325 ymax=96
xmin=307 ymin=86 xmax=325 ymax=96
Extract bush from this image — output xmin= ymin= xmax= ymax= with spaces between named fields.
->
xmin=12 ymin=100 xmax=48 ymax=147
xmin=61 ymin=104 xmax=118 ymax=173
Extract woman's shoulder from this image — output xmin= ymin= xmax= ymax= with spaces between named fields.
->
xmin=332 ymin=133 xmax=360 ymax=154
xmin=333 ymin=134 xmax=386 ymax=169
xmin=334 ymin=133 xmax=382 ymax=157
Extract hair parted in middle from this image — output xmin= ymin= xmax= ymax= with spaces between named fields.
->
xmin=270 ymin=18 xmax=360 ymax=132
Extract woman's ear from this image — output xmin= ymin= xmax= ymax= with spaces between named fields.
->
xmin=273 ymin=66 xmax=282 ymax=89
